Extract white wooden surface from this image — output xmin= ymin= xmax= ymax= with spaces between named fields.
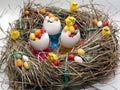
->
xmin=0 ymin=0 xmax=120 ymax=90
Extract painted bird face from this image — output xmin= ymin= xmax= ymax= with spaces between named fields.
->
xmin=72 ymin=2 xmax=78 ymax=6
xmin=43 ymin=13 xmax=61 ymax=35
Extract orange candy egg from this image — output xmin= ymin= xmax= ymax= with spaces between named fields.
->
xmin=16 ymin=59 xmax=23 ymax=67
xmin=40 ymin=8 xmax=46 ymax=13
xmin=48 ymin=13 xmax=54 ymax=18
xmin=93 ymin=19 xmax=98 ymax=25
xmin=34 ymin=29 xmax=41 ymax=37
xmin=55 ymin=17 xmax=59 ymax=21
xmin=24 ymin=10 xmax=30 ymax=15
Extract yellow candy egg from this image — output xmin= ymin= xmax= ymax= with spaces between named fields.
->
xmin=30 ymin=33 xmax=36 ymax=40
xmin=77 ymin=49 xmax=85 ymax=56
xmin=23 ymin=61 xmax=30 ymax=70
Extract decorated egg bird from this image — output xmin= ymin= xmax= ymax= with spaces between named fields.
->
xmin=60 ymin=16 xmax=80 ymax=53
xmin=43 ymin=13 xmax=62 ymax=48
xmin=29 ymin=28 xmax=52 ymax=59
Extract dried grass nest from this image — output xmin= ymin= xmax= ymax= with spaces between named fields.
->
xmin=0 ymin=1 xmax=119 ymax=90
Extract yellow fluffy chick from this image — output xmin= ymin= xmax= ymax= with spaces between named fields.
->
xmin=70 ymin=1 xmax=78 ymax=12
xmin=65 ymin=16 xmax=76 ymax=26
xmin=10 ymin=29 xmax=20 ymax=40
xmin=48 ymin=52 xmax=58 ymax=62
xmin=64 ymin=26 xmax=75 ymax=33
xmin=102 ymin=26 xmax=111 ymax=37
xmin=64 ymin=16 xmax=76 ymax=33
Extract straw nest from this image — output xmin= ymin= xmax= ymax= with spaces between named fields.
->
xmin=0 ymin=1 xmax=119 ymax=90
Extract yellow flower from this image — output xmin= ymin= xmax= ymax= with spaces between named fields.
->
xmin=10 ymin=29 xmax=20 ymax=40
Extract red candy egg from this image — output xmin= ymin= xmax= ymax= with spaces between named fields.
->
xmin=74 ymin=24 xmax=78 ymax=30
xmin=79 ymin=41 xmax=84 ymax=46
xmin=41 ymin=28 xmax=46 ymax=34
xmin=37 ymin=34 xmax=42 ymax=39
xmin=69 ymin=33 xmax=75 ymax=37
xmin=53 ymin=60 xmax=60 ymax=66
xmin=103 ymin=21 xmax=109 ymax=26
xmin=68 ymin=54 xmax=75 ymax=60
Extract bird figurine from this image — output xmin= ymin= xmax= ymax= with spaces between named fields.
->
xmin=70 ymin=1 xmax=79 ymax=12
xmin=10 ymin=29 xmax=20 ymax=40
xmin=29 ymin=28 xmax=52 ymax=59
xmin=102 ymin=26 xmax=111 ymax=37
xmin=64 ymin=16 xmax=76 ymax=33
xmin=48 ymin=52 xmax=58 ymax=62
xmin=43 ymin=13 xmax=62 ymax=48
xmin=60 ymin=16 xmax=80 ymax=54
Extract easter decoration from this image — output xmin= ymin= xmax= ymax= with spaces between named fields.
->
xmin=0 ymin=1 xmax=119 ymax=90
xmin=60 ymin=16 xmax=80 ymax=53
xmin=10 ymin=29 xmax=20 ymax=40
xmin=29 ymin=28 xmax=52 ymax=59
xmin=43 ymin=13 xmax=61 ymax=48
xmin=70 ymin=1 xmax=79 ymax=12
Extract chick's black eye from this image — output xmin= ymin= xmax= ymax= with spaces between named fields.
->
xmin=47 ymin=20 xmax=52 ymax=23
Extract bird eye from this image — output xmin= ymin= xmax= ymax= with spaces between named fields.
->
xmin=49 ymin=17 xmax=54 ymax=22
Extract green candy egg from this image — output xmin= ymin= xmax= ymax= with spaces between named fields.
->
xmin=14 ymin=54 xmax=22 ymax=59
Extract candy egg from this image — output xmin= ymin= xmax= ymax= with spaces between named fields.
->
xmin=60 ymin=31 xmax=80 ymax=48
xmin=77 ymin=49 xmax=85 ymax=56
xmin=97 ymin=21 xmax=103 ymax=27
xmin=24 ymin=10 xmax=30 ymax=15
xmin=48 ymin=13 xmax=54 ymax=18
xmin=30 ymin=33 xmax=36 ymax=40
xmin=103 ymin=21 xmax=109 ymax=26
xmin=15 ymin=54 xmax=22 ymax=59
xmin=16 ymin=59 xmax=23 ymax=67
xmin=74 ymin=24 xmax=78 ymax=30
xmin=34 ymin=29 xmax=41 ymax=37
xmin=74 ymin=56 xmax=83 ymax=63
xmin=30 ymin=29 xmax=50 ymax=50
xmin=55 ymin=17 xmax=59 ymax=21
xmin=68 ymin=54 xmax=75 ymax=60
xmin=40 ymin=8 xmax=46 ymax=13
xmin=22 ymin=55 xmax=29 ymax=61
xmin=53 ymin=60 xmax=60 ymax=66
xmin=43 ymin=15 xmax=61 ymax=35
xmin=23 ymin=61 xmax=30 ymax=69
xmin=93 ymin=19 xmax=98 ymax=25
